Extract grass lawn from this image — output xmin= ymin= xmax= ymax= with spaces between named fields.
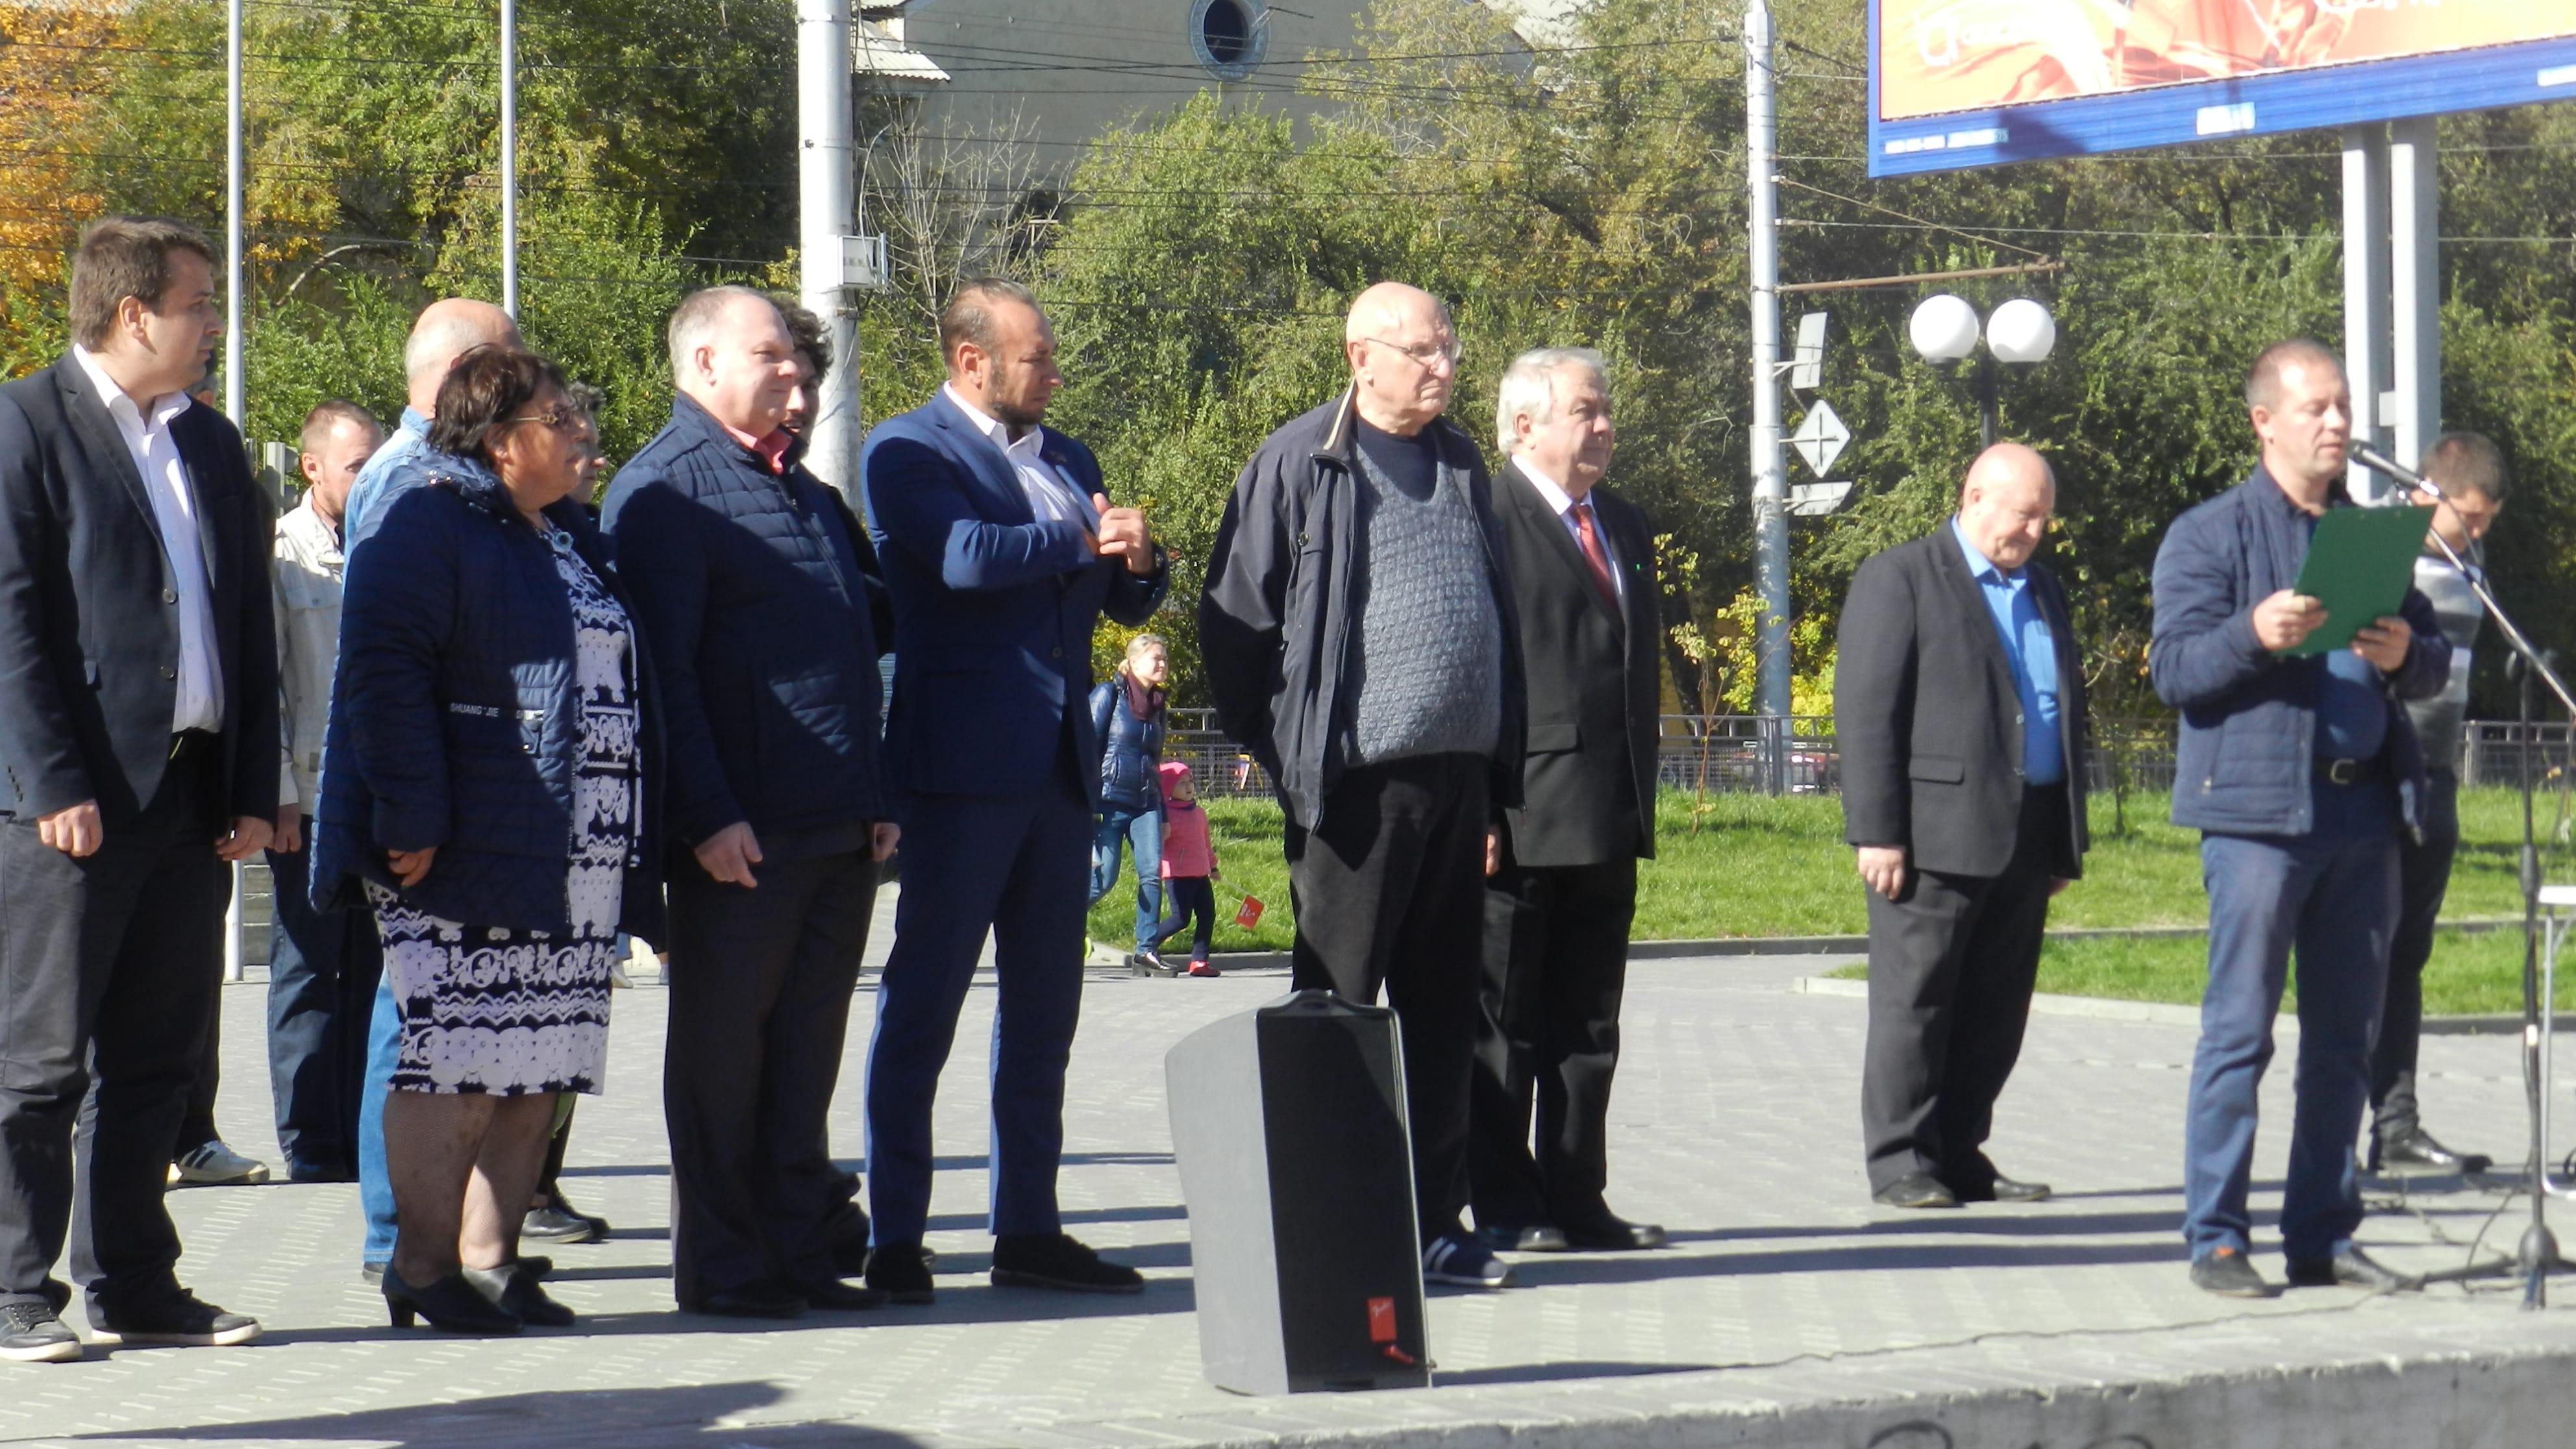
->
xmin=1085 ymin=786 xmax=2570 ymax=959
xmin=1825 ymin=928 xmax=2576 ymax=1017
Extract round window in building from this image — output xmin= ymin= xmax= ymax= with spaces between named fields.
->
xmin=1192 ymin=0 xmax=1267 ymax=80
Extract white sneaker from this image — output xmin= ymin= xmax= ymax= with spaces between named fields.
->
xmin=170 ymin=1141 xmax=271 ymax=1187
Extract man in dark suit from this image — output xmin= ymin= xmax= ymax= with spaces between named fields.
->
xmin=860 ymin=279 xmax=1167 ymax=1304
xmin=1835 ymin=442 xmax=2087 ymax=1211
xmin=604 ymin=286 xmax=897 ymax=1319
xmin=1470 ymin=347 xmax=1666 ymax=1254
xmin=0 ymin=217 xmax=278 ymax=1363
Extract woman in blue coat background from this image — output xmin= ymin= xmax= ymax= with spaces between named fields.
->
xmin=1087 ymin=634 xmax=1170 ymax=969
xmin=312 ymin=346 xmax=662 ymax=1335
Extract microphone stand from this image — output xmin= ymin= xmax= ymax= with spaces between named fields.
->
xmin=2353 ymin=445 xmax=2576 ymax=1307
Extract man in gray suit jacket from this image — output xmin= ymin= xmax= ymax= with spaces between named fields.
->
xmin=1835 ymin=443 xmax=2087 ymax=1210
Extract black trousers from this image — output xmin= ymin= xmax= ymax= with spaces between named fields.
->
xmin=1861 ymin=786 xmax=2062 ymax=1194
xmin=1287 ymin=753 xmax=1488 ymax=1245
xmin=1469 ymin=854 xmax=1637 ymax=1228
xmin=663 ymin=846 xmax=878 ymax=1306
xmin=263 ymin=824 xmax=384 ymax=1171
xmin=1153 ymin=876 xmax=1217 ymax=961
xmin=2372 ymin=767 xmax=2459 ymax=1143
xmin=1 ymin=747 xmax=224 ymax=1312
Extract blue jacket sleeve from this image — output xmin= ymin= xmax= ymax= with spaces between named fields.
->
xmin=602 ymin=474 xmax=745 ymax=845
xmin=1089 ymin=682 xmax=1117 ymax=771
xmin=338 ymin=495 xmax=459 ymax=852
xmin=2150 ymin=507 xmax=2276 ymax=710
xmin=863 ymin=429 xmax=1095 ymax=592
xmin=0 ymin=397 xmax=88 ymax=816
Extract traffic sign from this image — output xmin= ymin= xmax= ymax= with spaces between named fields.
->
xmin=1789 ymin=400 xmax=1850 ymax=478
xmin=1788 ymin=482 xmax=1852 ymax=516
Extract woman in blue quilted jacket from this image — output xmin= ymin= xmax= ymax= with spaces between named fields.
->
xmin=1087 ymin=634 xmax=1170 ymax=970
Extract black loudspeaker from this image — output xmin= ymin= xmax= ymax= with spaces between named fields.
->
xmin=1166 ymin=989 xmax=1431 ymax=1394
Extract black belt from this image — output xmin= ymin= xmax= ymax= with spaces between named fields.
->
xmin=169 ymin=728 xmax=216 ymax=761
xmin=2315 ymin=756 xmax=2384 ymax=786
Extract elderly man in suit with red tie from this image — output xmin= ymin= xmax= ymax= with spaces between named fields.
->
xmin=1468 ymin=347 xmax=1667 ymax=1256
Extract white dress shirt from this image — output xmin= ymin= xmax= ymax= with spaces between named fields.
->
xmin=1511 ymin=456 xmax=1622 ymax=600
xmin=941 ymin=382 xmax=1095 ymax=528
xmin=72 ymin=347 xmax=223 ymax=732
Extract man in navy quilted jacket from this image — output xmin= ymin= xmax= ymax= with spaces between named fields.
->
xmin=603 ymin=286 xmax=897 ymax=1319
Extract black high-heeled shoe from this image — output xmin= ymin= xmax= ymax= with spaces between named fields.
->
xmin=464 ymin=1260 xmax=575 ymax=1328
xmin=383 ymin=1265 xmax=523 ymax=1335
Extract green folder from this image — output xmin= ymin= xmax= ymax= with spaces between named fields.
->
xmin=2275 ymin=504 xmax=2435 ymax=657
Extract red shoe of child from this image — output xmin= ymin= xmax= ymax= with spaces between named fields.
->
xmin=1186 ymin=960 xmax=1220 ymax=978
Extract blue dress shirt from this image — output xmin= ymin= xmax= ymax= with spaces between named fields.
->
xmin=1952 ymin=517 xmax=2064 ymax=786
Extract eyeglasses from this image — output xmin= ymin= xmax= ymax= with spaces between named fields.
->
xmin=506 ymin=405 xmax=586 ymax=434
xmin=1359 ymin=335 xmax=1462 ymax=368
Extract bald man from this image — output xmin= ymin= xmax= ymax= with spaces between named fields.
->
xmin=1836 ymin=443 xmax=2088 ymax=1211
xmin=1202 ymin=282 xmax=1527 ymax=1290
xmin=341 ymin=297 xmax=522 ymax=548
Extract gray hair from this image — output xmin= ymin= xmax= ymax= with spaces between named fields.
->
xmin=667 ymin=284 xmax=780 ymax=381
xmin=1494 ymin=346 xmax=1607 ymax=454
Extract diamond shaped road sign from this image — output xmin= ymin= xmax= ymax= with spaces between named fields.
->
xmin=1789 ymin=400 xmax=1850 ymax=478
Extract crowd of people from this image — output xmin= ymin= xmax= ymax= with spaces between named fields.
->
xmin=0 ymin=213 xmax=2510 ymax=1365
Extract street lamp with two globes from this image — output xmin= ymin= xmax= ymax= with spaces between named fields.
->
xmin=1907 ymin=294 xmax=2056 ymax=449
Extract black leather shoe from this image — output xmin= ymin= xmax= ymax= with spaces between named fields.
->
xmin=1474 ymin=1222 xmax=1570 ymax=1253
xmin=1559 ymin=1211 xmax=1668 ymax=1250
xmin=2286 ymin=1246 xmax=2418 ymax=1293
xmin=2189 ymin=1247 xmax=2277 ymax=1298
xmin=384 ymin=1268 xmax=521 ymax=1334
xmin=991 ymin=1233 xmax=1145 ymax=1294
xmin=1872 ymin=1172 xmax=1959 ymax=1209
xmin=464 ymin=1261 xmax=575 ymax=1328
xmin=521 ymin=1190 xmax=608 ymax=1244
xmin=799 ymin=1277 xmax=889 ymax=1311
xmin=90 ymin=1287 xmax=262 ymax=1346
xmin=686 ymin=1282 xmax=807 ymax=1319
xmin=2377 ymin=1128 xmax=2492 ymax=1175
xmin=865 ymin=1243 xmax=937 ymax=1304
xmin=1951 ymin=1174 xmax=2052 ymax=1204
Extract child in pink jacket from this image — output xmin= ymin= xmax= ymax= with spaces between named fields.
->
xmin=1152 ymin=760 xmax=1221 ymax=977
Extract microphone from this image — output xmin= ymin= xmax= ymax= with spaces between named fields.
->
xmin=2348 ymin=441 xmax=2440 ymax=497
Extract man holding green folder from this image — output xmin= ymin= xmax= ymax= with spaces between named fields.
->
xmin=2149 ymin=339 xmax=2450 ymax=1300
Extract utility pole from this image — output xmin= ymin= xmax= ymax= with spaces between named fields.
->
xmin=222 ymin=0 xmax=246 ymax=982
xmin=499 ymin=0 xmax=519 ymax=316
xmin=800 ymin=0 xmax=861 ymax=499
xmin=1745 ymin=0 xmax=1792 ymax=784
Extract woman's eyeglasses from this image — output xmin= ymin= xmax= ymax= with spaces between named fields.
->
xmin=506 ymin=405 xmax=586 ymax=434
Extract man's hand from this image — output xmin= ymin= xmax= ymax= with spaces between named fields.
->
xmin=2251 ymin=589 xmax=2327 ymax=652
xmin=2256 ymin=590 xmax=2338 ymax=652
xmin=387 ymin=845 xmax=436 ymax=887
xmin=1485 ymin=826 xmax=1502 ymax=878
xmin=2352 ymin=615 xmax=2414 ymax=673
xmin=870 ymin=820 xmax=901 ymax=863
xmin=272 ymin=810 xmax=303 ymax=856
xmin=1091 ymin=493 xmax=1156 ymax=576
xmin=695 ymin=821 xmax=762 ymax=887
xmin=216 ymin=815 xmax=272 ymax=863
xmin=1855 ymin=845 xmax=1909 ymax=901
xmin=36 ymin=799 xmax=101 ymax=858
xmin=2050 ymin=876 xmax=2073 ymax=898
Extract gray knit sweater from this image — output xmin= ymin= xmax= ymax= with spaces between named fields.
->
xmin=1343 ymin=447 xmax=1504 ymax=765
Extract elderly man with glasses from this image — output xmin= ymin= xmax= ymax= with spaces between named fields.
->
xmin=1200 ymin=281 xmax=1528 ymax=1291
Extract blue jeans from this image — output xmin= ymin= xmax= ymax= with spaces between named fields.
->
xmin=2184 ymin=778 xmax=2399 ymax=1263
xmin=1088 ymin=806 xmax=1163 ymax=952
xmin=356 ymin=975 xmax=399 ymax=1267
xmin=265 ymin=829 xmax=383 ymax=1173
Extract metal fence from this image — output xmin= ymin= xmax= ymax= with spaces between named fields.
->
xmin=1161 ymin=712 xmax=2534 ymax=800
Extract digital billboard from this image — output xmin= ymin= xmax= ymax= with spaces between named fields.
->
xmin=1868 ymin=1 xmax=2576 ymax=176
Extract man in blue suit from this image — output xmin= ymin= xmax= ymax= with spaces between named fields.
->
xmin=861 ymin=279 xmax=1167 ymax=1302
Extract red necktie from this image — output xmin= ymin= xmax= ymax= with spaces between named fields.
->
xmin=1574 ymin=499 xmax=1619 ymax=610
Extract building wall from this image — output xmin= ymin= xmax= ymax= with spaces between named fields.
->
xmin=881 ymin=0 xmax=1369 ymax=172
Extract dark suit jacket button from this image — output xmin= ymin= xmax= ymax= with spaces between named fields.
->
xmin=1051 ymin=647 xmax=1063 ymax=659
xmin=162 ymin=588 xmax=177 ymax=604
xmin=160 ymin=665 xmax=175 ymax=679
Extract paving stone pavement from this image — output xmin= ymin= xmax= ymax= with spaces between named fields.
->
xmin=8 ymin=913 xmax=2575 ymax=1446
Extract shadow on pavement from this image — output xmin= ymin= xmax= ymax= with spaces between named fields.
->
xmin=1515 ymin=1237 xmax=2191 ymax=1286
xmin=1433 ymin=1359 xmax=1715 ymax=1386
xmin=69 ymin=1381 xmax=931 ymax=1447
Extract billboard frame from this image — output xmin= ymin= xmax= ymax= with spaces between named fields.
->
xmin=1866 ymin=1 xmax=2576 ymax=177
